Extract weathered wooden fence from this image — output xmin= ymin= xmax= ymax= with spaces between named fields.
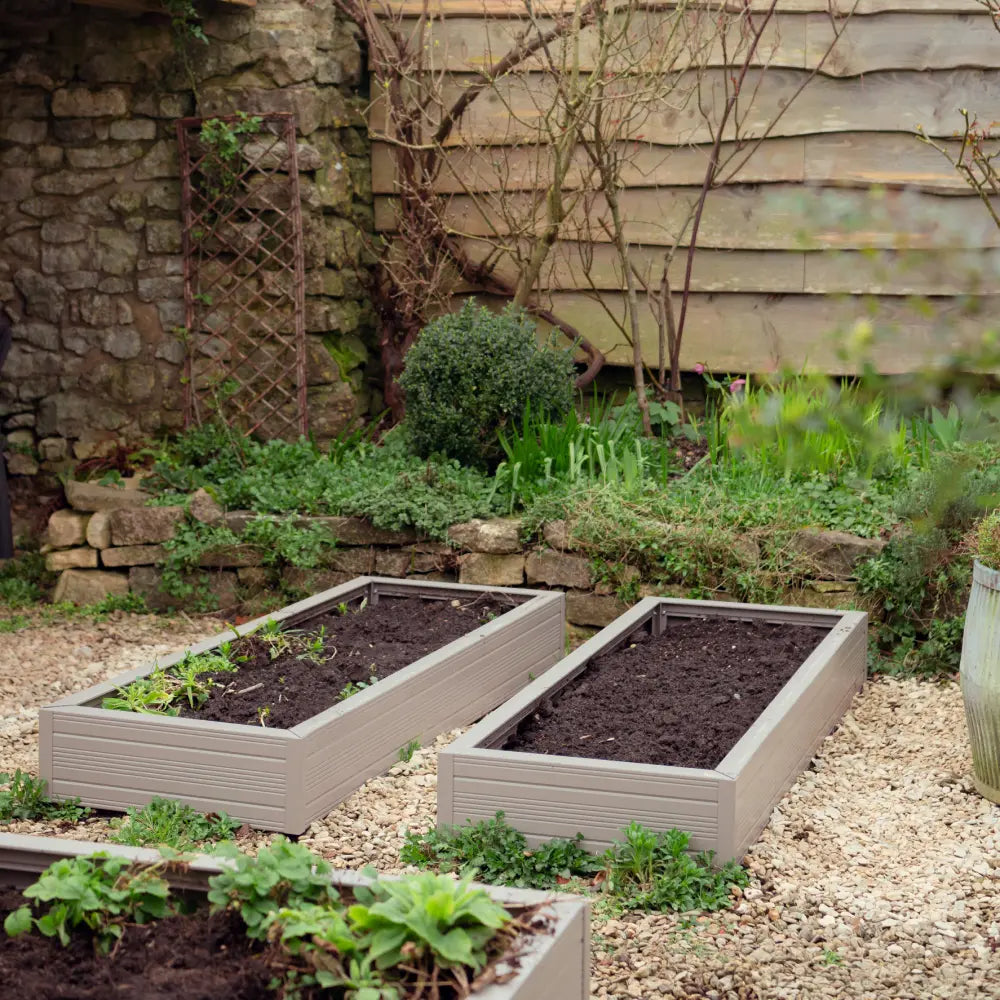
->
xmin=370 ymin=0 xmax=999 ymax=374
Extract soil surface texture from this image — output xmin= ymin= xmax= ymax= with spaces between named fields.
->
xmin=506 ymin=615 xmax=827 ymax=768
xmin=0 ymin=886 xmax=272 ymax=1000
xmin=179 ymin=594 xmax=519 ymax=728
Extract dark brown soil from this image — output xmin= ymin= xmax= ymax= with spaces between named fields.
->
xmin=505 ymin=616 xmax=828 ymax=769
xmin=0 ymin=886 xmax=272 ymax=1000
xmin=179 ymin=593 xmax=519 ymax=728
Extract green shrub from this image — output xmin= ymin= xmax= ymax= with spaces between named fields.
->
xmin=977 ymin=510 xmax=1000 ymax=570
xmin=398 ymin=300 xmax=576 ymax=468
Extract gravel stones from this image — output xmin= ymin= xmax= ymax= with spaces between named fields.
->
xmin=1 ymin=616 xmax=999 ymax=999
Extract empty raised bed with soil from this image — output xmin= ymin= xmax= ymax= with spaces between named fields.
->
xmin=438 ymin=597 xmax=866 ymax=861
xmin=0 ymin=833 xmax=590 ymax=1000
xmin=40 ymin=577 xmax=565 ymax=833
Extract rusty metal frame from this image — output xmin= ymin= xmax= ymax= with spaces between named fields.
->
xmin=177 ymin=112 xmax=307 ymax=437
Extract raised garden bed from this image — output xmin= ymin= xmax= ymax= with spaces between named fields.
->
xmin=0 ymin=833 xmax=590 ymax=999
xmin=438 ymin=597 xmax=866 ymax=862
xmin=40 ymin=577 xmax=565 ymax=833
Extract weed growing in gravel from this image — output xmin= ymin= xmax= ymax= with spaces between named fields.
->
xmin=4 ymin=855 xmax=170 ymax=952
xmin=404 ymin=812 xmax=749 ymax=913
xmin=603 ymin=822 xmax=748 ymax=913
xmin=0 ymin=770 xmax=90 ymax=824
xmin=109 ymin=797 xmax=240 ymax=851
xmin=401 ymin=811 xmax=602 ymax=891
xmin=397 ymin=738 xmax=420 ymax=763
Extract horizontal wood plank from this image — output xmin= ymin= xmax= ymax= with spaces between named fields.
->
xmin=441 ymin=239 xmax=1000 ymax=294
xmin=384 ymin=11 xmax=997 ymax=77
xmin=372 ymin=132 xmax=977 ymax=193
xmin=382 ymin=1 xmax=986 ymax=17
xmin=375 ymin=184 xmax=1000 ymax=250
xmin=369 ymin=68 xmax=1000 ymax=145
xmin=456 ymin=290 xmax=996 ymax=373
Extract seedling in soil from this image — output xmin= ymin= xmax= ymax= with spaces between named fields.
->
xmin=102 ymin=670 xmax=178 ymax=716
xmin=257 ymin=705 xmax=271 ymax=726
xmin=0 ymin=770 xmax=90 ymax=824
xmin=110 ymin=796 xmax=240 ymax=851
xmin=296 ymin=627 xmax=326 ymax=665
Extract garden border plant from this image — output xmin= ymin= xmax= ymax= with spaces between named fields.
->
xmin=438 ymin=596 xmax=866 ymax=862
xmin=39 ymin=577 xmax=565 ymax=833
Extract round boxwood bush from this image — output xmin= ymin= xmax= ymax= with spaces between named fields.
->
xmin=399 ymin=300 xmax=576 ymax=467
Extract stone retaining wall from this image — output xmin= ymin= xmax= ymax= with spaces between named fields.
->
xmin=42 ymin=480 xmax=884 ymax=628
xmin=1 ymin=0 xmax=373 ymax=506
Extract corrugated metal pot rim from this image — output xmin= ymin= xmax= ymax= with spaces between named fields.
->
xmin=972 ymin=560 xmax=1000 ymax=592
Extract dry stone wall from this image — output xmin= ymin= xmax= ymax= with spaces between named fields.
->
xmin=42 ymin=480 xmax=882 ymax=627
xmin=0 ymin=0 xmax=373 ymax=510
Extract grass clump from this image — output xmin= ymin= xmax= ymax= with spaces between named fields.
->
xmin=110 ymin=797 xmax=240 ymax=851
xmin=402 ymin=812 xmax=747 ymax=914
xmin=0 ymin=770 xmax=91 ymax=825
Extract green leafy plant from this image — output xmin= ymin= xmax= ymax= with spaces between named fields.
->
xmin=0 ymin=770 xmax=90 ymax=824
xmin=397 ymin=739 xmax=420 ymax=763
xmin=398 ymin=299 xmax=576 ymax=468
xmin=110 ymin=797 xmax=240 ymax=850
xmin=348 ymin=869 xmax=510 ymax=973
xmin=4 ymin=855 xmax=170 ymax=953
xmin=602 ymin=822 xmax=748 ymax=913
xmin=401 ymin=811 xmax=601 ymax=890
xmin=207 ymin=837 xmax=337 ymax=939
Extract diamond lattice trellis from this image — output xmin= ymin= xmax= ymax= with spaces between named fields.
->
xmin=177 ymin=112 xmax=307 ymax=438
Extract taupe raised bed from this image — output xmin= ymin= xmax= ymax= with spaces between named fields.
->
xmin=0 ymin=833 xmax=589 ymax=999
xmin=40 ymin=577 xmax=565 ymax=834
xmin=439 ymin=597 xmax=866 ymax=862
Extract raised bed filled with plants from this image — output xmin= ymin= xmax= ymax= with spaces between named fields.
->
xmin=40 ymin=577 xmax=565 ymax=833
xmin=0 ymin=833 xmax=590 ymax=999
xmin=438 ymin=597 xmax=866 ymax=862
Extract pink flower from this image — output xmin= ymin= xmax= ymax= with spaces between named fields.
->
xmin=729 ymin=378 xmax=747 ymax=393
xmin=694 ymin=363 xmax=706 ymax=374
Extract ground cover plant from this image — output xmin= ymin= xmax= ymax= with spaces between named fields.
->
xmin=109 ymin=797 xmax=241 ymax=851
xmin=0 ymin=771 xmax=90 ymax=825
xmin=402 ymin=812 xmax=749 ymax=915
xmin=2 ymin=840 xmax=534 ymax=999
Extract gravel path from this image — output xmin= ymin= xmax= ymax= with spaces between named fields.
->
xmin=1 ymin=613 xmax=998 ymax=999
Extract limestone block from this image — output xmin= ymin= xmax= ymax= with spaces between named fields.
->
xmin=108 ymin=506 xmax=184 ymax=546
xmin=375 ymin=548 xmax=443 ymax=578
xmin=321 ymin=546 xmax=374 ymax=576
xmin=37 ymin=437 xmax=68 ymax=462
xmin=790 ymin=529 xmax=886 ymax=580
xmin=6 ymin=453 xmax=39 ymax=475
xmin=52 ymin=569 xmax=129 ymax=605
xmin=307 ymin=516 xmax=416 ymax=546
xmin=542 ymin=520 xmax=574 ymax=550
xmin=64 ymin=479 xmax=150 ymax=512
xmin=86 ymin=510 xmax=112 ymax=549
xmin=129 ymin=566 xmax=238 ymax=612
xmin=101 ymin=545 xmax=166 ymax=567
xmin=197 ymin=545 xmax=264 ymax=568
xmin=188 ymin=488 xmax=224 ymax=525
xmin=47 ymin=509 xmax=90 ymax=548
xmin=52 ymin=87 xmax=128 ymax=117
xmin=447 ymin=517 xmax=522 ymax=554
xmin=458 ymin=553 xmax=525 ymax=587
xmin=526 ymin=550 xmax=593 ymax=591
xmin=46 ymin=547 xmax=98 ymax=571
xmin=565 ymin=590 xmax=630 ymax=628
xmin=593 ymin=564 xmax=641 ymax=596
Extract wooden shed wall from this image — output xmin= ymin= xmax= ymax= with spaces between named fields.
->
xmin=370 ymin=1 xmax=999 ymax=374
